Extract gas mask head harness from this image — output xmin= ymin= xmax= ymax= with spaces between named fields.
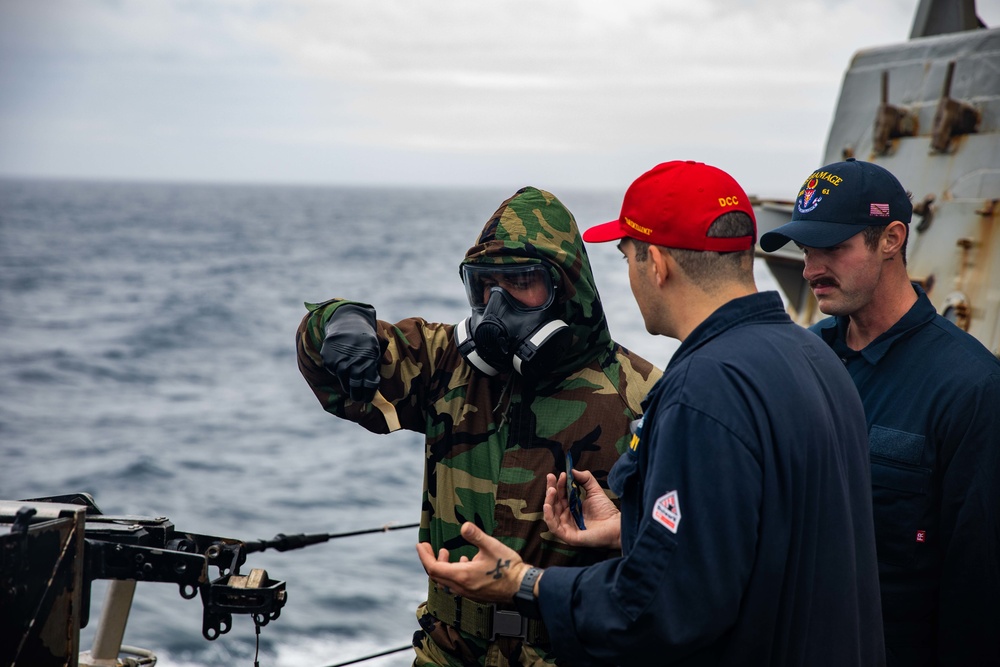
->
xmin=455 ymin=263 xmax=570 ymax=378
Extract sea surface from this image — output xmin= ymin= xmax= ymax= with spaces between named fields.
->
xmin=0 ymin=178 xmax=774 ymax=666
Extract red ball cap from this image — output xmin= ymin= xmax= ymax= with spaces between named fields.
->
xmin=583 ymin=161 xmax=756 ymax=251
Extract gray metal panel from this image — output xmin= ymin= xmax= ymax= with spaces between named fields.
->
xmin=824 ymin=29 xmax=1000 ymax=164
xmin=758 ymin=24 xmax=1000 ymax=355
xmin=910 ymin=0 xmax=982 ymax=38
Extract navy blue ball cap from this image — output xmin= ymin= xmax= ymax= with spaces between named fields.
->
xmin=759 ymin=159 xmax=912 ymax=252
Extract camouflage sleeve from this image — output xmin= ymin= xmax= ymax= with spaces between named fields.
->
xmin=611 ymin=343 xmax=663 ymax=418
xmin=296 ymin=298 xmax=455 ymax=435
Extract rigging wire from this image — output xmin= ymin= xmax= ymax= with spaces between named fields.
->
xmin=318 ymin=643 xmax=414 ymax=667
xmin=253 ymin=614 xmax=263 ymax=667
xmin=244 ymin=522 xmax=420 ymax=666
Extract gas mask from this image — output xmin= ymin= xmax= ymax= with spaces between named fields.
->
xmin=455 ymin=263 xmax=570 ymax=378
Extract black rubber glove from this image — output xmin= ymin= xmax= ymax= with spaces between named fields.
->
xmin=320 ymin=304 xmax=381 ymax=403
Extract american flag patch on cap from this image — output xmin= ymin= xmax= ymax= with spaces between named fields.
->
xmin=870 ymin=203 xmax=890 ymax=217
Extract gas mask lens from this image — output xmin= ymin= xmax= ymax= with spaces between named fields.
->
xmin=461 ymin=264 xmax=554 ymax=311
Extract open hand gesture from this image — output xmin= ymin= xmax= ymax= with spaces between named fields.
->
xmin=416 ymin=522 xmax=531 ymax=603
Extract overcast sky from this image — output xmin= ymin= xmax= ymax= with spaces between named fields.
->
xmin=1 ymin=0 xmax=998 ymax=196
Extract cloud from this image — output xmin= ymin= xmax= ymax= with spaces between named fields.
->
xmin=1 ymin=0 xmax=995 ymax=191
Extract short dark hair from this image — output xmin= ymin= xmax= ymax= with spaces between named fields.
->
xmin=863 ymin=224 xmax=909 ymax=266
xmin=631 ymin=212 xmax=755 ymax=291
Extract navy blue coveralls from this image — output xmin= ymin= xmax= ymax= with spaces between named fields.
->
xmin=538 ymin=292 xmax=885 ymax=666
xmin=812 ymin=284 xmax=1000 ymax=667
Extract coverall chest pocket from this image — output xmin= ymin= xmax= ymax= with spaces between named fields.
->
xmin=869 ymin=426 xmax=930 ymax=567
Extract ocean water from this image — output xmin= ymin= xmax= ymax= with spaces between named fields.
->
xmin=0 ymin=178 xmax=664 ymax=667
xmin=0 ymin=178 xmax=775 ymax=666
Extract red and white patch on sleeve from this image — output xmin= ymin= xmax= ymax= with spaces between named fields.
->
xmin=652 ymin=490 xmax=681 ymax=534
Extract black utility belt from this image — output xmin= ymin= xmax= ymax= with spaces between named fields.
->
xmin=426 ymin=581 xmax=549 ymax=644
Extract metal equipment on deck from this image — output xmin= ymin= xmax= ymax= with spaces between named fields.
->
xmin=0 ymin=494 xmax=286 ymax=667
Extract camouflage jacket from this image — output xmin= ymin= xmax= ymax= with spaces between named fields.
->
xmin=296 ymin=187 xmax=660 ymax=654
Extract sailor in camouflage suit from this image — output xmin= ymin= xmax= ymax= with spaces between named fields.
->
xmin=296 ymin=186 xmax=661 ymax=666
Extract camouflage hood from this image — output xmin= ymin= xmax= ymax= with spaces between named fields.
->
xmin=460 ymin=186 xmax=613 ymax=376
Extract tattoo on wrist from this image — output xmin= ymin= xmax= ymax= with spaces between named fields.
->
xmin=486 ymin=558 xmax=511 ymax=580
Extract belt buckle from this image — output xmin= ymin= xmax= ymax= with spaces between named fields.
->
xmin=490 ymin=608 xmax=526 ymax=640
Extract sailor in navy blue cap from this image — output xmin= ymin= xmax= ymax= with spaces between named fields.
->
xmin=760 ymin=158 xmax=914 ymax=321
xmin=760 ymin=157 xmax=913 ymax=256
xmin=763 ymin=158 xmax=1000 ymax=667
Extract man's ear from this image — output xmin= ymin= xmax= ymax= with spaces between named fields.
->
xmin=883 ymin=221 xmax=908 ymax=257
xmin=648 ymin=245 xmax=670 ymax=286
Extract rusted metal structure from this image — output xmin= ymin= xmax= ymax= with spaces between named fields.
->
xmin=755 ymin=0 xmax=1000 ymax=357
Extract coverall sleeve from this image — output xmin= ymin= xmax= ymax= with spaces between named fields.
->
xmin=537 ymin=402 xmax=762 ymax=665
xmin=937 ymin=372 xmax=1000 ymax=666
xmin=296 ymin=298 xmax=455 ymax=434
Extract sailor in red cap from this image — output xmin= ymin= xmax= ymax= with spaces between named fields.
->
xmin=419 ymin=160 xmax=886 ymax=666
